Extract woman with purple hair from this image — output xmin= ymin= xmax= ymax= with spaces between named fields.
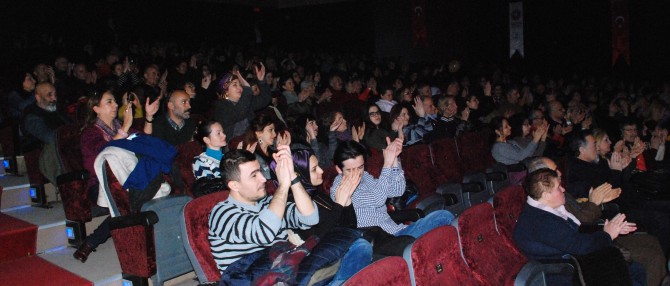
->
xmin=273 ymin=148 xmax=373 ymax=285
xmin=213 ymin=63 xmax=272 ymax=143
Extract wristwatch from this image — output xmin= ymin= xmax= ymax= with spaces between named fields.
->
xmin=290 ymin=174 xmax=302 ymax=186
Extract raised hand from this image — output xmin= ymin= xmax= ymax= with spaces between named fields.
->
xmin=329 ymin=116 xmax=344 ymax=132
xmin=145 ymin=94 xmax=161 ymax=119
xmin=121 ymin=100 xmax=133 ymax=131
xmin=277 ymin=131 xmax=292 ymax=146
xmin=608 ymin=151 xmax=626 ymax=171
xmin=588 ymin=183 xmax=620 ymax=205
xmin=255 ymin=62 xmax=266 ymax=81
xmin=383 ymin=135 xmax=404 ymax=168
xmin=413 ymin=96 xmax=425 ymax=118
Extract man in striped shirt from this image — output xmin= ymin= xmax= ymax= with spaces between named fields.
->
xmin=330 ymin=139 xmax=454 ymax=238
xmin=208 ymin=146 xmax=318 ymax=273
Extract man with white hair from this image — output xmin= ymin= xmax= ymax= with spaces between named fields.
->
xmin=20 ymin=82 xmax=70 ymax=183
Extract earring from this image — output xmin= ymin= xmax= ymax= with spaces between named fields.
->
xmin=258 ymin=139 xmax=263 ymax=144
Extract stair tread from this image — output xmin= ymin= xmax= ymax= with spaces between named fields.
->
xmin=4 ymin=201 xmax=66 ymax=228
xmin=0 ymin=174 xmax=30 ymax=190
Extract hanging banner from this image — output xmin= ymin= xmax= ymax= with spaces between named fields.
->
xmin=411 ymin=0 xmax=429 ymax=48
xmin=509 ymin=2 xmax=524 ymax=58
xmin=611 ymin=0 xmax=630 ymax=66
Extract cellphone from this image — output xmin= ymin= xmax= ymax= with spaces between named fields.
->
xmin=127 ymin=92 xmax=136 ymax=102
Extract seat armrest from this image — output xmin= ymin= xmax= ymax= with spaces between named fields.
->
xmin=462 ymin=182 xmax=484 ymax=193
xmin=486 ymin=171 xmax=507 ymax=182
xmin=109 ymin=211 xmax=159 ymax=230
xmin=56 ymin=170 xmax=90 ymax=185
xmin=389 ymin=209 xmax=425 ymax=223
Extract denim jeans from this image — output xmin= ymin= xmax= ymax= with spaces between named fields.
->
xmin=394 ymin=210 xmax=455 ymax=238
xmin=296 ymin=228 xmax=365 ymax=286
xmin=327 ymin=238 xmax=373 ymax=286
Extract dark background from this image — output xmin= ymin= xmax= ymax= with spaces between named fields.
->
xmin=1 ymin=0 xmax=669 ymax=80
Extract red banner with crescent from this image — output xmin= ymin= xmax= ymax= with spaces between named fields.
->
xmin=611 ymin=0 xmax=630 ymax=66
xmin=411 ymin=0 xmax=428 ymax=48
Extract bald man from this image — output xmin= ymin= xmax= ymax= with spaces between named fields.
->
xmin=20 ymin=82 xmax=70 ymax=183
xmin=151 ymin=90 xmax=195 ymax=146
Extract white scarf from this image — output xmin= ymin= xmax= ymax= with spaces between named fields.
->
xmin=527 ymin=196 xmax=581 ymax=226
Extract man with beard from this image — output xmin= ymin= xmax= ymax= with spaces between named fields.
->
xmin=151 ymin=90 xmax=195 ymax=146
xmin=20 ymin=82 xmax=70 ymax=183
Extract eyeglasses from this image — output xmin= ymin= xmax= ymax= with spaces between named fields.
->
xmin=369 ymin=111 xmax=381 ymax=117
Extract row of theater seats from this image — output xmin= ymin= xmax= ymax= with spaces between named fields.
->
xmin=37 ymin=120 xmax=524 ymax=285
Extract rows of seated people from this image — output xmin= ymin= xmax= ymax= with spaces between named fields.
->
xmin=1 ymin=40 xmax=670 ymax=285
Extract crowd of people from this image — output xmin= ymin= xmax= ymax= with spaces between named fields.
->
xmin=2 ymin=35 xmax=670 ymax=285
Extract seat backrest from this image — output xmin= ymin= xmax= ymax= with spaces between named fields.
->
xmin=175 ymin=141 xmax=203 ymax=197
xmin=181 ymin=191 xmax=229 ymax=284
xmin=400 ymin=143 xmax=440 ymax=197
xmin=435 ymin=183 xmax=467 ymax=216
xmin=429 ymin=138 xmax=463 ymax=183
xmin=343 ymin=256 xmax=412 ymax=286
xmin=456 ymin=130 xmax=495 ymax=174
xmin=403 ymin=226 xmax=485 ymax=286
xmin=55 ymin=123 xmax=84 ymax=172
xmin=462 ymin=172 xmax=492 ymax=208
xmin=142 ymin=195 xmax=193 ymax=286
xmin=493 ymin=185 xmax=527 ymax=240
xmin=23 ymin=148 xmax=48 ymax=185
xmin=455 ymin=203 xmax=527 ymax=286
xmin=320 ymin=165 xmax=338 ymax=196
xmin=365 ymin=150 xmax=384 ymax=178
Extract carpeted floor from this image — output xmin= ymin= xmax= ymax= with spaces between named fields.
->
xmin=0 ymin=256 xmax=92 ymax=286
xmin=0 ymin=213 xmax=37 ymax=263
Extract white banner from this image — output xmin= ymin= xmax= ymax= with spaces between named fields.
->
xmin=509 ymin=2 xmax=524 ymax=58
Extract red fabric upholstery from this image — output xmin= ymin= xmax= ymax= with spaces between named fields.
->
xmin=228 ymin=135 xmax=245 ymax=151
xmin=183 ymin=191 xmax=229 ymax=282
xmin=23 ymin=148 xmax=48 ymax=185
xmin=457 ymin=203 xmax=527 ymax=286
xmin=0 ymin=256 xmax=92 ymax=286
xmin=343 ymin=256 xmax=411 ymax=286
xmin=430 ymin=138 xmax=463 ymax=183
xmin=58 ymin=178 xmax=92 ymax=222
xmin=407 ymin=226 xmax=485 ymax=286
xmin=175 ymin=141 xmax=203 ymax=197
xmin=0 ymin=213 xmax=38 ymax=263
xmin=320 ymin=166 xmax=338 ymax=196
xmin=457 ymin=130 xmax=495 ymax=174
xmin=493 ymin=185 xmax=526 ymax=240
xmin=0 ymin=124 xmax=16 ymax=156
xmin=105 ymin=164 xmax=157 ymax=278
xmin=56 ymin=124 xmax=84 ymax=172
xmin=55 ymin=124 xmax=91 ymax=223
xmin=365 ymin=151 xmax=384 ymax=178
xmin=400 ymin=144 xmax=439 ymax=195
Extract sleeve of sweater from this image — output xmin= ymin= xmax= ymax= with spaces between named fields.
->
xmin=250 ymin=82 xmax=272 ymax=111
xmin=375 ymin=165 xmax=406 ymax=198
xmin=22 ymin=113 xmax=57 ymax=144
xmin=491 ymin=141 xmax=538 ymax=164
xmin=532 ymin=214 xmax=612 ymax=256
xmin=209 ymin=198 xmax=283 ymax=246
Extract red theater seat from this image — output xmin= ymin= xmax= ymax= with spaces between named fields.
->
xmin=175 ymin=140 xmax=203 ymax=197
xmin=343 ymin=256 xmax=411 ymax=286
xmin=403 ymin=225 xmax=485 ymax=285
xmin=493 ymin=185 xmax=527 ymax=241
xmin=180 ymin=191 xmax=229 ymax=284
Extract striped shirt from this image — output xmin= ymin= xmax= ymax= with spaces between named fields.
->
xmin=208 ymin=195 xmax=318 ymax=272
xmin=330 ymin=165 xmax=406 ymax=235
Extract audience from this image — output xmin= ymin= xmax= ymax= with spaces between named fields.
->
xmin=4 ymin=30 xmax=670 ymax=285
